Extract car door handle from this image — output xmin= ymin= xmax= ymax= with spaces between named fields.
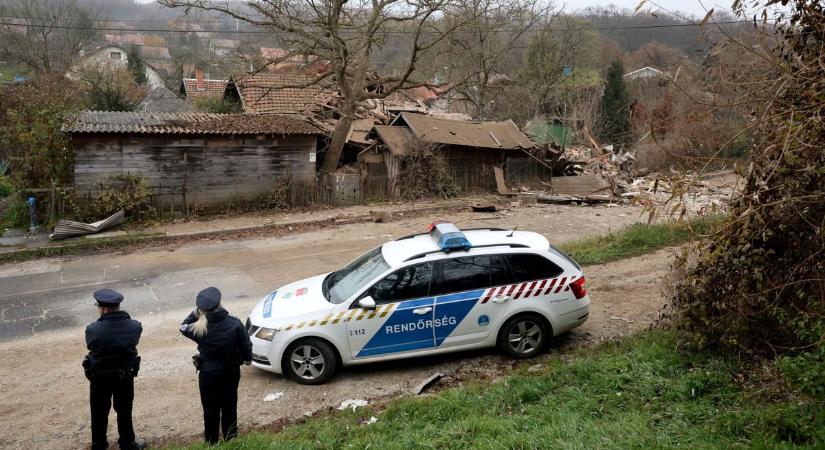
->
xmin=491 ymin=295 xmax=511 ymax=303
xmin=412 ymin=307 xmax=432 ymax=315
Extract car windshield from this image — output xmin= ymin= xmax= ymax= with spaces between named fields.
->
xmin=323 ymin=247 xmax=390 ymax=304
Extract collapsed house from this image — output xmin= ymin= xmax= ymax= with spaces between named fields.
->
xmin=361 ymin=113 xmax=537 ymax=197
xmin=63 ymin=112 xmax=322 ymax=207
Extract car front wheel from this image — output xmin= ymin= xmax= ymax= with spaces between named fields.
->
xmin=497 ymin=314 xmax=549 ymax=359
xmin=283 ymin=338 xmax=338 ymax=385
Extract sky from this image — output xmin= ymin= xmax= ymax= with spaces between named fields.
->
xmin=567 ymin=0 xmax=730 ymax=18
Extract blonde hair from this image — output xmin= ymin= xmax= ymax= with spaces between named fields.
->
xmin=191 ymin=309 xmax=209 ymax=338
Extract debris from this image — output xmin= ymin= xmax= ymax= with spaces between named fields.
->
xmin=50 ymin=210 xmax=125 ymax=240
xmin=549 ymin=174 xmax=611 ymax=197
xmin=493 ymin=166 xmax=515 ymax=196
xmin=537 ymin=195 xmax=611 ymax=205
xmin=609 ymin=316 xmax=635 ymax=323
xmin=470 ymin=204 xmax=497 ymax=213
xmin=414 ymin=371 xmax=445 ymax=395
xmin=369 ymin=210 xmax=392 ymax=223
xmin=364 ymin=416 xmax=378 ymax=425
xmin=263 ymin=392 xmax=284 ymax=402
xmin=337 ymin=399 xmax=369 ymax=411
xmin=528 ymin=364 xmax=545 ymax=373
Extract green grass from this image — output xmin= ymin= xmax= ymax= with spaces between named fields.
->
xmin=165 ymin=331 xmax=823 ymax=449
xmin=558 ymin=216 xmax=721 ymax=265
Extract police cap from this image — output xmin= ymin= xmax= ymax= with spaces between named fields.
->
xmin=196 ymin=287 xmax=221 ymax=311
xmin=94 ymin=288 xmax=124 ymax=306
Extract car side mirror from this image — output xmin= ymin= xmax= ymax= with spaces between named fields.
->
xmin=358 ymin=296 xmax=376 ymax=310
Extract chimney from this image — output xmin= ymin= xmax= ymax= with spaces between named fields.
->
xmin=195 ymin=68 xmax=205 ymax=90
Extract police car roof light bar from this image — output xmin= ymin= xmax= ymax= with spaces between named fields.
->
xmin=430 ymin=222 xmax=471 ymax=253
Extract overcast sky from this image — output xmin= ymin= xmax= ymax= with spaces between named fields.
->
xmin=567 ymin=0 xmax=727 ymax=18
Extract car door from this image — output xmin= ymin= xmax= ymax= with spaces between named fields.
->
xmin=346 ymin=262 xmax=435 ymax=359
xmin=430 ymin=255 xmax=513 ymax=349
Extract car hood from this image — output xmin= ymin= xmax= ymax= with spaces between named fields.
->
xmin=250 ymin=273 xmax=335 ymax=326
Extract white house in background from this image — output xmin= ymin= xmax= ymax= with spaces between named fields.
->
xmin=65 ymin=43 xmax=165 ymax=89
xmin=623 ymin=66 xmax=666 ymax=80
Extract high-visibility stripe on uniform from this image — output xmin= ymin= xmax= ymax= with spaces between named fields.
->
xmin=554 ymin=276 xmax=568 ymax=293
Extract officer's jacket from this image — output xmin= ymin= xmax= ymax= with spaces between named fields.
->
xmin=181 ymin=308 xmax=252 ymax=368
xmin=85 ymin=310 xmax=142 ymax=371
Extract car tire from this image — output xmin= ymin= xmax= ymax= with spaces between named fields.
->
xmin=497 ymin=314 xmax=550 ymax=359
xmin=283 ymin=338 xmax=338 ymax=385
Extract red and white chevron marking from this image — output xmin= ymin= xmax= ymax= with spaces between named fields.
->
xmin=479 ymin=275 xmax=579 ymax=304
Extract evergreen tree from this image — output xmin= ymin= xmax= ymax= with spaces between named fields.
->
xmin=126 ymin=45 xmax=147 ymax=86
xmin=598 ymin=60 xmax=631 ymax=147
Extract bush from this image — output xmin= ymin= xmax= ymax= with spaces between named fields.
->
xmin=91 ymin=174 xmax=155 ymax=221
xmin=668 ymin=0 xmax=825 ymax=394
xmin=1 ymin=195 xmax=29 ymax=229
xmin=0 ymin=176 xmax=13 ymax=198
xmin=397 ymin=138 xmax=458 ymax=200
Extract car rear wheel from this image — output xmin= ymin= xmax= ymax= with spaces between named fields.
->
xmin=497 ymin=314 xmax=549 ymax=359
xmin=283 ymin=338 xmax=338 ymax=385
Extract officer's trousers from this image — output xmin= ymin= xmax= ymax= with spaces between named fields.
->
xmin=198 ymin=365 xmax=241 ymax=444
xmin=90 ymin=374 xmax=136 ymax=450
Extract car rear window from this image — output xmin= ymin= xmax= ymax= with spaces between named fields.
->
xmin=507 ymin=254 xmax=563 ymax=282
xmin=431 ymin=255 xmax=511 ymax=296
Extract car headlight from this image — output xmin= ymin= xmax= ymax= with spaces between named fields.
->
xmin=256 ymin=327 xmax=277 ymax=341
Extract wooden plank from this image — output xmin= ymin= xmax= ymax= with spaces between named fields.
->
xmin=550 ymin=174 xmax=610 ymax=196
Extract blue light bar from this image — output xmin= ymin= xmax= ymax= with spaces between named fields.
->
xmin=430 ymin=222 xmax=471 ymax=252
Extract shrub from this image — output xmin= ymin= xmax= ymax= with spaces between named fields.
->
xmin=1 ymin=195 xmax=29 ymax=229
xmin=0 ymin=176 xmax=13 ymax=198
xmin=397 ymin=137 xmax=458 ymax=200
xmin=91 ymin=174 xmax=155 ymax=221
xmin=668 ymin=0 xmax=825 ymax=395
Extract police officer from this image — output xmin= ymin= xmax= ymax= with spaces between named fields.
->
xmin=180 ymin=287 xmax=252 ymax=444
xmin=84 ymin=289 xmax=145 ymax=450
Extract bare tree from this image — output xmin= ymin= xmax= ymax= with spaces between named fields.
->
xmin=159 ymin=0 xmax=463 ymax=177
xmin=0 ymin=0 xmax=98 ymax=73
xmin=436 ymin=0 xmax=550 ymax=120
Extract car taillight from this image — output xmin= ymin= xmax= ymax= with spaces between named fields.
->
xmin=570 ymin=276 xmax=587 ymax=299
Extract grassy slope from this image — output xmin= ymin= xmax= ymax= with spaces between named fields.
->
xmin=559 ymin=217 xmax=720 ymax=265
xmin=169 ymin=332 xmax=823 ymax=450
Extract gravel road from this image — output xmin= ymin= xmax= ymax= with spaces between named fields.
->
xmin=0 ymin=203 xmax=668 ymax=449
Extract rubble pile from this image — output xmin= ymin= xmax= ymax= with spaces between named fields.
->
xmin=543 ymin=143 xmax=738 ymax=213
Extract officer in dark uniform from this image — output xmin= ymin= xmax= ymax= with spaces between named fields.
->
xmin=180 ymin=287 xmax=252 ymax=444
xmin=84 ymin=288 xmax=145 ymax=450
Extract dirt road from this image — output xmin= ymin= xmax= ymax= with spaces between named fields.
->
xmin=0 ymin=203 xmax=670 ymax=449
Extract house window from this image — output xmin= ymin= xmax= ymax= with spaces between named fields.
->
xmin=110 ymin=51 xmax=121 ymax=60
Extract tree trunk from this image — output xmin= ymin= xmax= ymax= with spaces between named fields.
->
xmin=321 ymin=100 xmax=354 ymax=175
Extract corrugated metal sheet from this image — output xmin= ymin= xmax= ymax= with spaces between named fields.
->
xmin=63 ymin=111 xmax=322 ymax=135
xmin=396 ymin=113 xmax=535 ymax=150
xmin=374 ymin=125 xmax=414 ymax=155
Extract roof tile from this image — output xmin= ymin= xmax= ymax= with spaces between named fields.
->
xmin=63 ymin=111 xmax=321 ymax=135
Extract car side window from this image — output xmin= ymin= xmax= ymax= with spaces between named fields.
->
xmin=366 ymin=262 xmax=433 ymax=304
xmin=507 ymin=254 xmax=564 ymax=282
xmin=431 ymin=255 xmax=499 ymax=296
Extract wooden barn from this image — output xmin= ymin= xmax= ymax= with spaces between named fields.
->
xmin=362 ymin=113 xmax=536 ymax=196
xmin=63 ymin=111 xmax=321 ymax=207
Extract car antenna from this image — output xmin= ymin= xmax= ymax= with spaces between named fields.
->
xmin=507 ymin=226 xmax=517 ymax=237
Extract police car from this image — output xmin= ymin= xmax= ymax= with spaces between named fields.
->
xmin=246 ymin=222 xmax=590 ymax=384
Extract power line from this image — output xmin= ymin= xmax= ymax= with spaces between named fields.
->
xmin=0 ymin=18 xmax=767 ymax=35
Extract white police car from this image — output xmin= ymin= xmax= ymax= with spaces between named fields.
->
xmin=246 ymin=222 xmax=590 ymax=384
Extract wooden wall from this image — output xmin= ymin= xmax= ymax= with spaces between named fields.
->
xmin=73 ymin=133 xmax=316 ymax=206
xmin=442 ymin=145 xmax=504 ymax=193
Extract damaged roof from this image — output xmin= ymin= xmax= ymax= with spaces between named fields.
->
xmin=63 ymin=111 xmax=322 ymax=135
xmin=229 ymin=73 xmax=336 ymax=115
xmin=373 ymin=125 xmax=414 ymax=155
xmin=182 ymin=78 xmax=229 ymax=101
xmin=392 ymin=113 xmax=535 ymax=150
